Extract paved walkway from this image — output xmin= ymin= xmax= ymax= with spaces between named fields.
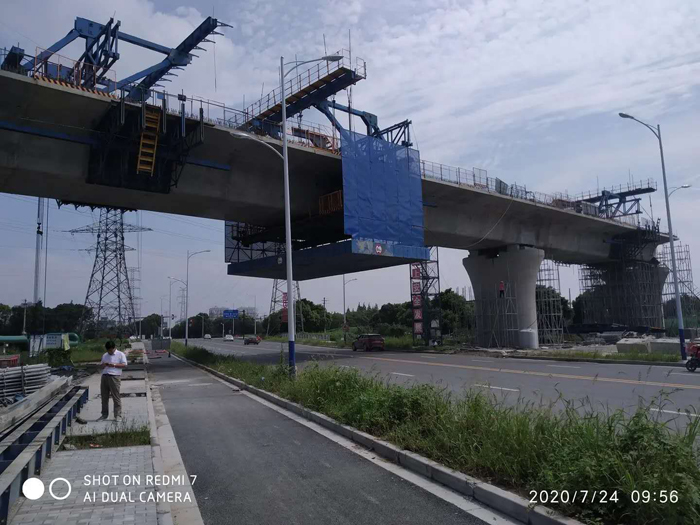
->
xmin=151 ymin=354 xmax=508 ymax=525
xmin=10 ymin=342 xmax=171 ymax=525
xmin=11 ymin=446 xmax=157 ymax=525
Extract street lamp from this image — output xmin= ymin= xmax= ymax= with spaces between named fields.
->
xmin=226 ymin=52 xmax=342 ymax=375
xmin=343 ymin=276 xmax=358 ymax=342
xmin=196 ymin=314 xmax=206 ymax=339
xmin=619 ymin=112 xmax=686 ymax=359
xmin=185 ymin=249 xmax=211 ymax=347
xmin=669 ymin=184 xmax=691 ymax=197
xmin=168 ymin=276 xmax=186 ymax=339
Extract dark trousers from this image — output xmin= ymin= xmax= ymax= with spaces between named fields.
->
xmin=101 ymin=374 xmax=122 ymax=417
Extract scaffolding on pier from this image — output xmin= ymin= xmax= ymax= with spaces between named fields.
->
xmin=578 ymin=226 xmax=666 ymax=328
xmin=657 ymin=243 xmax=700 ymax=331
xmin=536 ymin=260 xmax=564 ymax=345
xmin=474 ymin=282 xmax=520 ymax=348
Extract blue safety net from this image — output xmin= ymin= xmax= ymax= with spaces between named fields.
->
xmin=341 ymin=131 xmax=424 ymax=246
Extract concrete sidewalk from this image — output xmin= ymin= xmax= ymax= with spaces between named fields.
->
xmin=9 ymin=341 xmax=198 ymax=525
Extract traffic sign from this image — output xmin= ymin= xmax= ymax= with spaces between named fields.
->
xmin=223 ymin=309 xmax=239 ymax=319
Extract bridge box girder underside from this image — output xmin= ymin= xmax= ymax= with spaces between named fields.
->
xmin=227 ymin=238 xmax=430 ymax=281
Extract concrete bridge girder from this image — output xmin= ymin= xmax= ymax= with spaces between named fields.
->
xmin=0 ymin=70 xmax=664 ymax=272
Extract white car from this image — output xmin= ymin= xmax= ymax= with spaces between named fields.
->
xmin=224 ymin=334 xmax=234 ymax=341
xmin=204 ymin=334 xmax=212 ymax=339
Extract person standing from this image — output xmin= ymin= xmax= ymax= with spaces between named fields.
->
xmin=98 ymin=340 xmax=128 ymax=422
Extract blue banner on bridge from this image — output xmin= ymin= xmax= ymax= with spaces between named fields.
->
xmin=341 ymin=132 xmax=424 ymax=247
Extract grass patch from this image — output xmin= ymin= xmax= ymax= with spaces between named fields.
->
xmin=173 ymin=342 xmax=700 ymax=525
xmin=63 ymin=422 xmax=150 ymax=449
xmin=540 ymin=350 xmax=681 ymax=363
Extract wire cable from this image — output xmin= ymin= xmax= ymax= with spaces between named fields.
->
xmin=464 ymin=195 xmax=515 ymax=250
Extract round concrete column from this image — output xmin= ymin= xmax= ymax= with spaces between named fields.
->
xmin=463 ymin=245 xmax=544 ymax=349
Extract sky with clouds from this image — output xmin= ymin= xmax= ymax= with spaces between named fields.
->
xmin=1 ymin=0 xmax=699 ymax=320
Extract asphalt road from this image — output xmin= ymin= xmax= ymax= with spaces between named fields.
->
xmin=149 ymin=354 xmax=497 ymax=525
xmin=181 ymin=338 xmax=700 ymax=427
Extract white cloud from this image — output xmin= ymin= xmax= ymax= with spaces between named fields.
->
xmin=1 ymin=0 xmax=699 ymax=315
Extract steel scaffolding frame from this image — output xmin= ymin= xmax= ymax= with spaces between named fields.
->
xmin=410 ymin=247 xmax=442 ymax=345
xmin=536 ymin=260 xmax=564 ymax=345
xmin=578 ymin=226 xmax=666 ymax=328
xmin=657 ymin=243 xmax=700 ymax=330
xmin=474 ymin=282 xmax=519 ymax=348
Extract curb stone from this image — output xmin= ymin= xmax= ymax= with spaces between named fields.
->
xmin=172 ymin=352 xmax=584 ymax=525
xmin=145 ymin=367 xmax=175 ymax=525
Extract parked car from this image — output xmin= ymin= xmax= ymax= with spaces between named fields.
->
xmin=244 ymin=336 xmax=261 ymax=345
xmin=224 ymin=334 xmax=234 ymax=341
xmin=204 ymin=334 xmax=212 ymax=339
xmin=352 ymin=334 xmax=385 ymax=352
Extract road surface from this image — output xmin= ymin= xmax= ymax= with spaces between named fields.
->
xmin=180 ymin=338 xmax=700 ymax=427
xmin=149 ymin=353 xmax=510 ymax=525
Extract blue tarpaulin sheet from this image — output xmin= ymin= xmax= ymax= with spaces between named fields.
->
xmin=341 ymin=132 xmax=424 ymax=246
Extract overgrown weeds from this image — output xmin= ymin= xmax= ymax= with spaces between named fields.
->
xmin=64 ymin=421 xmax=150 ymax=449
xmin=174 ymin=343 xmax=700 ymax=524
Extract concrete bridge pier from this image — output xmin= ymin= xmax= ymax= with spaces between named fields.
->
xmin=463 ymin=245 xmax=544 ymax=349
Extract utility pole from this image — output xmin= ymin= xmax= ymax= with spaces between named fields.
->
xmin=322 ymin=297 xmax=327 ymax=333
xmin=21 ymin=299 xmax=29 ymax=335
xmin=33 ymin=198 xmax=44 ymax=305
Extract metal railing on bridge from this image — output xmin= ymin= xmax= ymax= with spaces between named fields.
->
xmin=243 ymin=49 xmax=366 ymax=123
xmin=419 ymin=159 xmax=649 ymax=228
xmin=0 ymin=46 xmax=653 ymax=229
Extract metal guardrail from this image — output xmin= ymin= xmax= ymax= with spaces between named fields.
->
xmin=575 ymin=178 xmax=657 ymax=201
xmin=243 ymin=49 xmax=366 ymax=121
xmin=0 ymin=386 xmax=88 ymax=524
xmin=420 ymin=159 xmax=650 ymax=227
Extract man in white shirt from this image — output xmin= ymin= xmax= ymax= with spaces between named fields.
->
xmin=98 ymin=340 xmax=128 ymax=422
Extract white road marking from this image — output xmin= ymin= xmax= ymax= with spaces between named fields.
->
xmin=670 ymin=372 xmax=697 ymax=376
xmin=651 ymin=408 xmax=699 ymax=418
xmin=419 ymin=355 xmax=437 ymax=358
xmin=471 ymin=359 xmax=493 ymax=363
xmin=390 ymin=372 xmax=414 ymax=377
xmin=546 ymin=365 xmax=581 ymax=369
xmin=188 ymin=383 xmax=214 ymax=387
xmin=151 ymin=379 xmax=192 ymax=385
xmin=474 ymin=384 xmax=519 ymax=392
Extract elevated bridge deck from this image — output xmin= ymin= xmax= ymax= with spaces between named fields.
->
xmin=0 ymin=70 xmax=658 ymax=266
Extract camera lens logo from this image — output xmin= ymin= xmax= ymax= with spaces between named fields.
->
xmin=22 ymin=478 xmax=44 ymax=500
xmin=22 ymin=478 xmax=72 ymax=501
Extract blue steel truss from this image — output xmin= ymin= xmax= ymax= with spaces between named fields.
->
xmin=315 ymin=100 xmax=412 ymax=147
xmin=22 ymin=16 xmax=229 ymax=99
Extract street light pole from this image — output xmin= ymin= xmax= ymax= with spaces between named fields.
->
xmin=619 ymin=113 xmax=686 ymax=359
xmin=669 ymin=184 xmax=691 ymax=197
xmin=279 ymin=56 xmax=297 ymax=373
xmin=342 ymin=276 xmax=357 ymax=343
xmin=168 ymin=277 xmax=186 ymax=339
xmin=185 ymin=250 xmax=211 ymax=347
xmin=229 ymin=53 xmax=342 ymax=373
